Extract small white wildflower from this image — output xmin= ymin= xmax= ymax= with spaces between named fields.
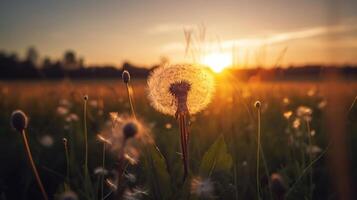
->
xmin=318 ymin=100 xmax=327 ymax=109
xmin=165 ymin=123 xmax=172 ymax=129
xmin=292 ymin=118 xmax=301 ymax=129
xmin=39 ymin=135 xmax=54 ymax=147
xmin=296 ymin=106 xmax=313 ymax=122
xmin=283 ymin=111 xmax=292 ymax=119
xmin=57 ymin=106 xmax=69 ymax=116
xmin=306 ymin=145 xmax=322 ymax=155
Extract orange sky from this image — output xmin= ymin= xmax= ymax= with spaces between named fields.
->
xmin=0 ymin=0 xmax=356 ymax=67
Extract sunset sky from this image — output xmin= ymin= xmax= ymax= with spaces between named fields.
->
xmin=0 ymin=0 xmax=356 ymax=68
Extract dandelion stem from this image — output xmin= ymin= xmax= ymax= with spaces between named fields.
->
xmin=101 ymin=143 xmax=106 ymax=200
xmin=63 ymin=139 xmax=70 ymax=183
xmin=285 ymin=144 xmax=330 ymax=198
xmin=178 ymin=113 xmax=189 ymax=181
xmin=256 ymin=106 xmax=261 ymax=200
xmin=83 ymin=97 xmax=89 ymax=178
xmin=125 ymin=83 xmax=137 ymax=120
xmin=306 ymin=120 xmax=313 ymax=200
xmin=21 ymin=130 xmax=48 ymax=200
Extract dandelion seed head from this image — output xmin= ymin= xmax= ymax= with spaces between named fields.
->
xmin=283 ymin=97 xmax=290 ymax=105
xmin=83 ymin=95 xmax=88 ymax=101
xmin=10 ymin=110 xmax=28 ymax=132
xmin=254 ymin=101 xmax=261 ymax=109
xmin=191 ymin=177 xmax=214 ymax=198
xmin=147 ymin=64 xmax=214 ymax=116
xmin=122 ymin=70 xmax=131 ymax=84
xmin=123 ymin=122 xmax=138 ymax=139
xmin=103 ymin=114 xmax=153 ymax=155
xmin=62 ymin=138 xmax=68 ymax=144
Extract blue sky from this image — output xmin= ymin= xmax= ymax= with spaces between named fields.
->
xmin=0 ymin=0 xmax=356 ymax=67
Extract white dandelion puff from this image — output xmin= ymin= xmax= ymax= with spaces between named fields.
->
xmin=147 ymin=64 xmax=215 ymax=116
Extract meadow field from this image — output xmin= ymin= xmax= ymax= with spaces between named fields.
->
xmin=0 ymin=77 xmax=356 ymax=200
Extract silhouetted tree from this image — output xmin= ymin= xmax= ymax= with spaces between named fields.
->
xmin=63 ymin=50 xmax=79 ymax=70
xmin=26 ymin=46 xmax=39 ymax=67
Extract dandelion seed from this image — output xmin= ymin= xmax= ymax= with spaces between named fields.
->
xmin=97 ymin=134 xmax=112 ymax=145
xmin=191 ymin=177 xmax=214 ymax=198
xmin=242 ymin=161 xmax=248 ymax=166
xmin=105 ymin=178 xmax=118 ymax=191
xmin=125 ymin=173 xmax=137 ymax=183
xmin=59 ymin=191 xmax=78 ymax=200
xmin=94 ymin=167 xmax=108 ymax=176
xmin=283 ymin=111 xmax=292 ymax=119
xmin=123 ymin=187 xmax=148 ymax=200
xmin=254 ymin=101 xmax=261 ymax=108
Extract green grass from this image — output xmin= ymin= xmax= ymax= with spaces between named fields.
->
xmin=0 ymin=79 xmax=356 ymax=200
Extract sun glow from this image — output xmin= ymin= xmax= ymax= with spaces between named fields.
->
xmin=201 ymin=52 xmax=232 ymax=73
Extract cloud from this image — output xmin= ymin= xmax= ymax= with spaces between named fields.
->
xmin=160 ymin=23 xmax=357 ymax=52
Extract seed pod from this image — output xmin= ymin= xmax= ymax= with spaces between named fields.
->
xmin=254 ymin=101 xmax=261 ymax=108
xmin=122 ymin=70 xmax=130 ymax=84
xmin=123 ymin=122 xmax=138 ymax=139
xmin=10 ymin=110 xmax=28 ymax=132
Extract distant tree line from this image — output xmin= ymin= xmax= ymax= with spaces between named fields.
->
xmin=1 ymin=47 xmax=357 ymax=81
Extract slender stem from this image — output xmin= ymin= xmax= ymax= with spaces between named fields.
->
xmin=125 ymin=83 xmax=137 ymax=120
xmin=256 ymin=107 xmax=261 ymax=200
xmin=285 ymin=145 xmax=329 ymax=198
xmin=101 ymin=143 xmax=106 ymax=200
xmin=178 ymin=113 xmax=189 ymax=181
xmin=306 ymin=120 xmax=313 ymax=200
xmin=84 ymin=99 xmax=88 ymax=177
xmin=21 ymin=130 xmax=48 ymax=200
xmin=64 ymin=140 xmax=70 ymax=183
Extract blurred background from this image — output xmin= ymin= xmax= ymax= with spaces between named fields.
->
xmin=0 ymin=0 xmax=357 ymax=200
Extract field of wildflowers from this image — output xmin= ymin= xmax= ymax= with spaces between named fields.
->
xmin=0 ymin=68 xmax=356 ymax=200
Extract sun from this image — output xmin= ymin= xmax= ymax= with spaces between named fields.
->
xmin=201 ymin=52 xmax=232 ymax=73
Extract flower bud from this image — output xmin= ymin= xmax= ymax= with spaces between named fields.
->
xmin=122 ymin=70 xmax=130 ymax=84
xmin=10 ymin=110 xmax=28 ymax=132
xmin=254 ymin=101 xmax=261 ymax=108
